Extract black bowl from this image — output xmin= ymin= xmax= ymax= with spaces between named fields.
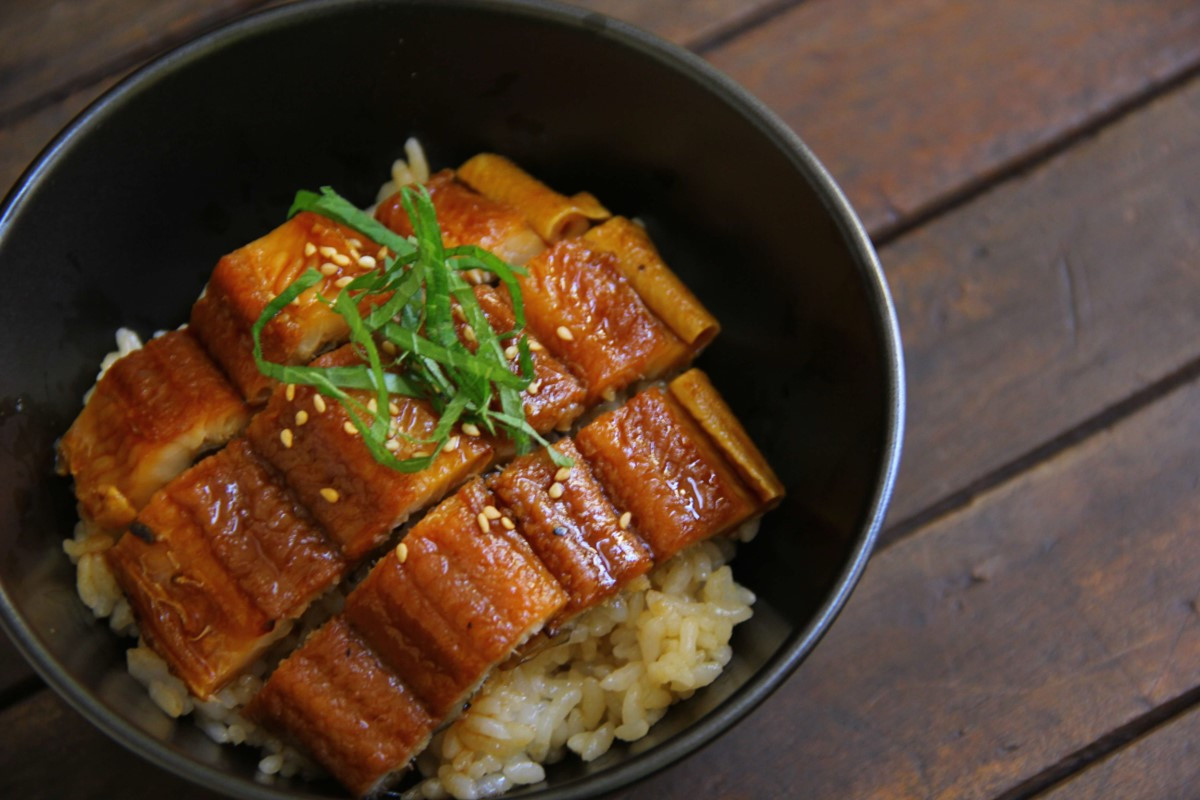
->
xmin=0 ymin=1 xmax=903 ymax=797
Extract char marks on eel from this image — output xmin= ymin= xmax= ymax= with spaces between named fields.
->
xmin=58 ymin=328 xmax=250 ymax=532
xmin=247 ymin=375 xmax=779 ymax=793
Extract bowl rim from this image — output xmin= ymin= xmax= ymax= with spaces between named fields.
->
xmin=0 ymin=0 xmax=905 ymax=797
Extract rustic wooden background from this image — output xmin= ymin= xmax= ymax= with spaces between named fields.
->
xmin=4 ymin=1 xmax=1200 ymax=798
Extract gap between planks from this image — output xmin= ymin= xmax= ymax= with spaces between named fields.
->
xmin=994 ymin=684 xmax=1200 ymax=800
xmin=870 ymin=57 xmax=1200 ymax=250
xmin=879 ymin=347 xmax=1200 ymax=548
xmin=0 ymin=0 xmax=278 ymax=129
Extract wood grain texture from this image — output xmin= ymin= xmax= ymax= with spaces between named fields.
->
xmin=0 ymin=0 xmax=267 ymax=121
xmin=570 ymin=0 xmax=788 ymax=46
xmin=884 ymin=73 xmax=1200 ymax=524
xmin=706 ymin=0 xmax=1200 ymax=235
xmin=0 ymin=0 xmax=776 ymax=130
xmin=0 ymin=690 xmax=213 ymax=800
xmin=0 ymin=77 xmax=121 ymax=201
xmin=1038 ymin=705 xmax=1200 ymax=800
xmin=617 ymin=358 xmax=1200 ymax=800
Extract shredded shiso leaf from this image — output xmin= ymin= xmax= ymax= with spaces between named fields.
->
xmin=252 ymin=185 xmax=570 ymax=471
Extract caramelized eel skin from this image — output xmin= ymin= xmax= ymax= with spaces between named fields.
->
xmin=514 ymin=238 xmax=689 ymax=404
xmin=246 ymin=347 xmax=494 ymax=561
xmin=489 ymin=438 xmax=652 ymax=627
xmin=575 ymin=386 xmax=760 ymax=561
xmin=457 ymin=153 xmax=611 ymax=242
xmin=460 ymin=285 xmax=587 ymax=434
xmin=375 ymin=170 xmax=545 ymax=266
xmin=58 ymin=328 xmax=249 ymax=532
xmin=248 ymin=480 xmax=567 ymax=793
xmin=191 ymin=212 xmax=386 ymax=404
xmin=246 ymin=617 xmax=436 ymax=797
xmin=106 ymin=441 xmax=347 ymax=698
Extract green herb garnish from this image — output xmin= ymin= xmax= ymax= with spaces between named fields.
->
xmin=253 ymin=185 xmax=571 ymax=470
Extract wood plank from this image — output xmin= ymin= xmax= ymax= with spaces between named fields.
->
xmin=0 ymin=0 xmax=267 ymax=121
xmin=0 ymin=0 xmax=775 ymax=129
xmin=706 ymin=0 xmax=1200 ymax=235
xmin=0 ymin=690 xmax=213 ymax=800
xmin=0 ymin=77 xmax=121 ymax=200
xmin=1039 ymin=704 xmax=1200 ymax=800
xmin=882 ymin=73 xmax=1200 ymax=524
xmin=617 ymin=332 xmax=1200 ymax=799
xmin=571 ymin=0 xmax=787 ymax=46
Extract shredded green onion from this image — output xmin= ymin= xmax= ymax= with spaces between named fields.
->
xmin=253 ymin=185 xmax=571 ymax=471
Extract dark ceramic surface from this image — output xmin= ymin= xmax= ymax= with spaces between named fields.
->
xmin=0 ymin=0 xmax=903 ymax=797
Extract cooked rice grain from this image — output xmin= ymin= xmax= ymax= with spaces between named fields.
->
xmin=408 ymin=538 xmax=754 ymax=800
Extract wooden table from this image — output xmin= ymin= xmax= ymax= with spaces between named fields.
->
xmin=4 ymin=1 xmax=1200 ymax=797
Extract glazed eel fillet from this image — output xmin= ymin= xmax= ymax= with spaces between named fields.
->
xmin=246 ymin=370 xmax=782 ymax=796
xmin=58 ymin=155 xmax=707 ymax=536
xmin=84 ymin=159 xmax=718 ymax=699
xmin=57 ymin=160 xmax=550 ymax=527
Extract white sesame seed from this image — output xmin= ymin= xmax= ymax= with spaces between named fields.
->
xmin=619 ymin=511 xmax=632 ymax=530
xmin=529 ymin=340 xmax=544 ymax=352
xmin=548 ymin=482 xmax=565 ymax=499
xmin=388 ymin=401 xmax=400 ymax=415
xmin=343 ymin=421 xmax=358 ymax=435
xmin=500 ymin=516 xmax=515 ymax=530
xmin=601 ymin=387 xmax=617 ymax=402
xmin=483 ymin=505 xmax=501 ymax=520
xmin=320 ymin=262 xmax=338 ymax=276
xmin=280 ymin=428 xmax=294 ymax=448
xmin=357 ymin=255 xmax=377 ymax=269
xmin=377 ymin=246 xmax=388 ymax=259
xmin=331 ymin=252 xmax=352 ymax=267
xmin=384 ymin=438 xmax=400 ymax=452
xmin=394 ymin=542 xmax=407 ymax=563
xmin=320 ymin=487 xmax=339 ymax=503
xmin=504 ymin=345 xmax=519 ymax=360
xmin=295 ymin=410 xmax=308 ymax=426
xmin=446 ymin=436 xmax=460 ymax=452
xmin=313 ymin=395 xmax=327 ymax=413
xmin=318 ymin=245 xmax=337 ymax=258
xmin=285 ymin=383 xmax=296 ymax=401
xmin=477 ymin=512 xmax=491 ymax=534
xmin=462 ymin=325 xmax=477 ymax=344
xmin=348 ymin=238 xmax=363 ymax=249
xmin=554 ymin=466 xmax=572 ymax=483
xmin=304 ymin=242 xmax=317 ymax=257
xmin=555 ymin=326 xmax=574 ymax=341
xmin=335 ymin=276 xmax=353 ymax=288
xmin=367 ymin=398 xmax=378 ymax=414
xmin=461 ymin=423 xmax=481 ymax=437
xmin=527 ymin=380 xmax=541 ymax=396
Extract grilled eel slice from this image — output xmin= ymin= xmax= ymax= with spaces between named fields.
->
xmin=246 ymin=371 xmax=781 ymax=796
